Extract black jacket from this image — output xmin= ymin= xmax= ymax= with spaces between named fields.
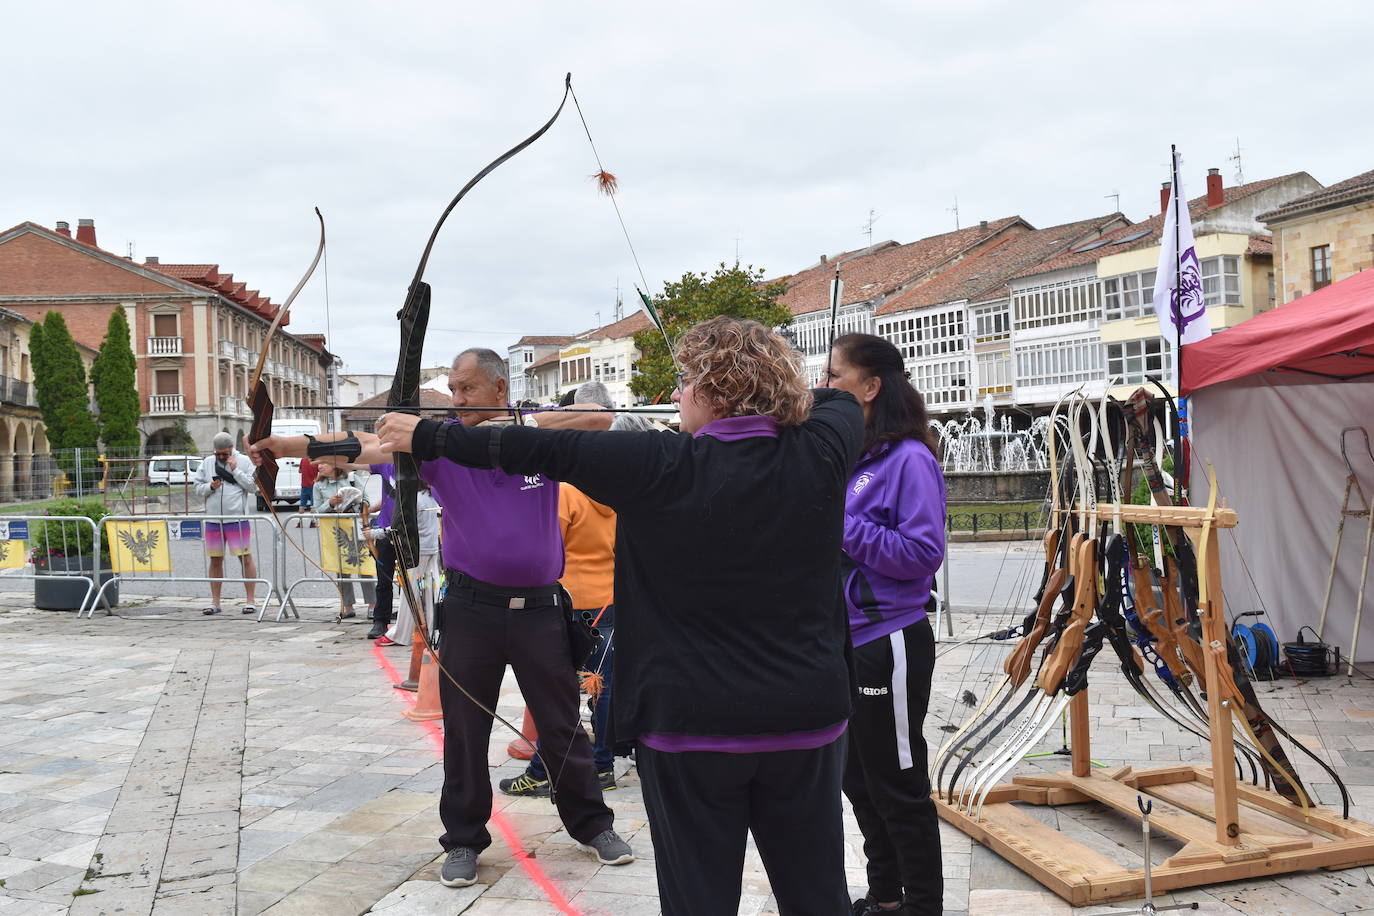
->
xmin=413 ymin=389 xmax=864 ymax=740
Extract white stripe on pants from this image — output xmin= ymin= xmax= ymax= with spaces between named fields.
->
xmin=889 ymin=629 xmax=913 ymax=769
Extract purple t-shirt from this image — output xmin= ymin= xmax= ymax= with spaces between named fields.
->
xmin=419 ymin=452 xmax=563 ymax=587
xmin=368 ymin=463 xmax=396 ymax=529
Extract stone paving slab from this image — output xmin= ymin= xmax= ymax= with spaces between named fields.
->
xmin=0 ymin=574 xmax=1371 ymax=914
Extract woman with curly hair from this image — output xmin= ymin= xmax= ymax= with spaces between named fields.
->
xmin=825 ymin=333 xmax=945 ymax=916
xmin=251 ymin=316 xmax=864 ymax=915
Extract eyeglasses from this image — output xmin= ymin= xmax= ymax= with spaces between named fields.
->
xmin=674 ymin=371 xmax=695 ymax=392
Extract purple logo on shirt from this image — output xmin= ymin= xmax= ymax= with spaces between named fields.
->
xmin=852 ymin=473 xmax=874 ymax=495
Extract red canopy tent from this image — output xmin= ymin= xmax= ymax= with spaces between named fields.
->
xmin=1182 ymin=268 xmax=1374 ymax=660
xmin=1182 ymin=268 xmax=1374 ymax=395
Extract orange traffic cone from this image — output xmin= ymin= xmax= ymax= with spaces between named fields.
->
xmin=403 ymin=651 xmax=443 ymax=721
xmin=507 ymin=705 xmax=538 ymax=759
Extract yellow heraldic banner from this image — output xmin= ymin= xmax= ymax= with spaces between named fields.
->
xmin=0 ymin=540 xmax=25 ymax=569
xmin=319 ymin=517 xmax=376 ymax=575
xmin=106 ymin=520 xmax=171 ymax=573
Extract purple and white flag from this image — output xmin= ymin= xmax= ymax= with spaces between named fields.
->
xmin=1152 ymin=150 xmax=1212 ymax=347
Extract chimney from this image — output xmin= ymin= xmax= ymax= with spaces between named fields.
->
xmin=76 ymin=218 xmax=97 ymax=247
xmin=54 ymin=221 xmax=72 ymax=238
xmin=144 ymin=256 xmax=159 ymax=265
xmin=1160 ymin=182 xmax=1172 ymax=216
xmin=819 ymin=254 xmax=828 ymax=264
xmin=979 ymin=219 xmax=988 ymax=231
xmin=1206 ymin=167 xmax=1224 ymax=207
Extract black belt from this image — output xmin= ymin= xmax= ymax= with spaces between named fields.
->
xmin=446 ymin=570 xmax=562 ymax=610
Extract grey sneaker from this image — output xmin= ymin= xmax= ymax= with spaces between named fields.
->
xmin=579 ymin=828 xmax=633 ymax=865
xmin=439 ymin=846 xmax=479 ymax=887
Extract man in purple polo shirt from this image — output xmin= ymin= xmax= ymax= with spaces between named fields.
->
xmin=251 ymin=347 xmax=631 ymax=888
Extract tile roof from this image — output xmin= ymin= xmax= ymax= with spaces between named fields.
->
xmin=343 ymin=387 xmax=452 ymax=414
xmin=573 ymin=309 xmax=653 ymax=341
xmin=774 ymin=217 xmax=1031 ymax=317
xmin=151 ymin=263 xmax=280 ymax=320
xmin=515 ymin=334 xmax=576 ymax=347
xmin=1014 ymin=173 xmax=1307 ymax=281
xmin=1246 ymin=235 xmax=1274 ymax=257
xmin=1258 ymin=168 xmax=1374 ymax=222
xmin=529 ymin=351 xmax=560 ymax=370
xmin=152 ymin=263 xmax=221 ymax=282
xmin=877 ymin=213 xmax=1126 ymax=315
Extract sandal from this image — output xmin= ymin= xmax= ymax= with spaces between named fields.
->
xmin=242 ymin=605 xmax=256 ymax=615
xmin=202 ymin=607 xmax=221 ymax=616
xmin=339 ymin=608 xmax=357 ymax=619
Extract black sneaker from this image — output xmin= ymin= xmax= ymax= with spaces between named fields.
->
xmin=498 ymin=772 xmax=551 ymax=798
xmin=852 ymin=897 xmax=909 ymax=915
xmin=598 ymin=768 xmax=616 ymax=791
xmin=366 ymin=621 xmax=388 ymax=639
xmin=579 ymin=828 xmax=633 ymax=865
xmin=439 ymin=846 xmax=479 ymax=887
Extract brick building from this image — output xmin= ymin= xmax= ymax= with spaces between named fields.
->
xmin=0 ymin=219 xmax=334 ymax=454
xmin=1260 ymin=168 xmax=1374 ymax=303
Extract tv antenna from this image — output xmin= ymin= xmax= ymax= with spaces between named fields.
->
xmin=1105 ymin=189 xmax=1120 ymax=211
xmin=862 ymin=209 xmax=879 ymax=247
xmin=948 ymin=196 xmax=960 ymax=230
xmin=1229 ymin=138 xmax=1245 ymax=185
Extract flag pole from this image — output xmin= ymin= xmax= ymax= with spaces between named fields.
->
xmin=823 ymin=266 xmax=842 ymax=383
xmin=1170 ymin=144 xmax=1189 ymax=503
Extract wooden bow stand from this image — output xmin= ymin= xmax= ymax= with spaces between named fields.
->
xmin=934 ymin=502 xmax=1374 ymax=906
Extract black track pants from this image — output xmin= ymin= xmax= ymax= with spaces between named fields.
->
xmin=435 ymin=590 xmax=612 ymax=852
xmin=843 ymin=617 xmax=943 ymax=914
xmin=638 ymin=739 xmax=850 ymax=916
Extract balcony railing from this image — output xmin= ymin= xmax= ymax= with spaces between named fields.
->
xmin=219 ymin=339 xmax=236 ymax=359
xmin=0 ymin=377 xmax=35 ymax=407
xmin=235 ymin=345 xmax=253 ymax=363
xmin=148 ymin=394 xmax=184 ymax=414
xmin=221 ymin=395 xmax=247 ymax=416
xmin=147 ymin=336 xmax=183 ymax=356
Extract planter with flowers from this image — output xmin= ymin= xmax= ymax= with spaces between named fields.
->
xmin=30 ymin=498 xmax=118 ymax=611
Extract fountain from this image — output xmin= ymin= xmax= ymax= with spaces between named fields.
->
xmin=935 ymin=394 xmax=1051 ymax=473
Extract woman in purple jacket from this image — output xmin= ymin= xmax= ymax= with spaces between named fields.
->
xmin=826 ymin=333 xmax=946 ymax=916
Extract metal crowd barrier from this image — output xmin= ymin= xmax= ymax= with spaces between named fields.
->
xmin=0 ymin=515 xmax=105 ymax=614
xmin=274 ymin=512 xmax=379 ymax=623
xmin=86 ymin=514 xmax=278 ymax=619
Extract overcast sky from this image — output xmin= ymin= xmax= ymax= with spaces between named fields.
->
xmin=7 ymin=1 xmax=1371 ymax=375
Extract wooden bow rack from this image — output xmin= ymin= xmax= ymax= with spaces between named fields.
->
xmin=935 ymin=502 xmax=1374 ymax=906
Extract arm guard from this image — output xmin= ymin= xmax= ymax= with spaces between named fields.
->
xmin=305 ymin=433 xmax=362 ymax=462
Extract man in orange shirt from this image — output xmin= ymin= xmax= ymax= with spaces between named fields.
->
xmin=500 ymin=384 xmax=629 ymax=797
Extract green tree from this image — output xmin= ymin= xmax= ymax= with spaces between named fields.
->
xmin=629 ymin=263 xmax=792 ymax=404
xmin=31 ymin=312 xmax=99 ymax=486
xmin=164 ymin=417 xmax=198 ymax=453
xmin=91 ymin=309 xmax=141 ymax=457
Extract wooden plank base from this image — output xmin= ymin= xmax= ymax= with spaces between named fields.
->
xmin=934 ymin=764 xmax=1374 ymax=906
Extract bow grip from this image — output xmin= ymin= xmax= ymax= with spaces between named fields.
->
xmin=1005 ymin=568 xmax=1067 ymax=686
xmin=1064 ymin=620 xmax=1109 ymax=695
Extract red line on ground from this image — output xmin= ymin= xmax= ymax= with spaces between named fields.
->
xmin=370 ymin=643 xmax=585 ymax=916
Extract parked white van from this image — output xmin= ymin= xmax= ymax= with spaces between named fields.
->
xmin=147 ymin=455 xmax=201 ymax=486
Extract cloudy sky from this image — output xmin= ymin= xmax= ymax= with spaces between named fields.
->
xmin=7 ymin=1 xmax=1371 ymax=374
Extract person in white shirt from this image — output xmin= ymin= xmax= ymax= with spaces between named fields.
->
xmin=193 ymin=432 xmax=261 ymax=615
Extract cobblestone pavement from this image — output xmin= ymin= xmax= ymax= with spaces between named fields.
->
xmin=0 ymin=547 xmax=1371 ymax=915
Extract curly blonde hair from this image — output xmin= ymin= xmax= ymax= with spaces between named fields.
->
xmin=675 ymin=317 xmax=811 ymax=427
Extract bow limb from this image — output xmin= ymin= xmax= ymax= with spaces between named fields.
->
xmin=246 ymin=209 xmax=338 ymax=591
